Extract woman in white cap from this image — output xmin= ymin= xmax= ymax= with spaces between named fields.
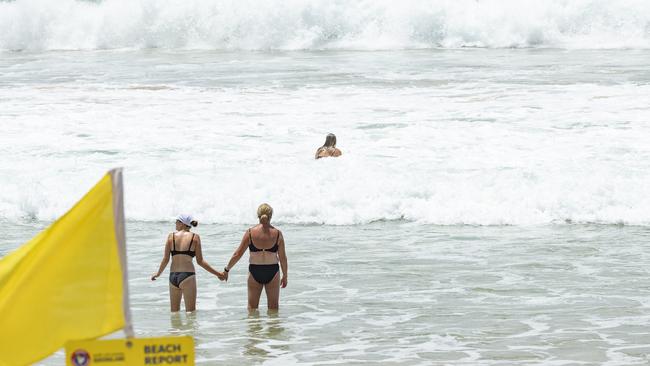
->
xmin=223 ymin=203 xmax=288 ymax=312
xmin=151 ymin=214 xmax=225 ymax=312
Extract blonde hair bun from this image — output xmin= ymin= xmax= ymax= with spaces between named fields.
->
xmin=257 ymin=203 xmax=273 ymax=224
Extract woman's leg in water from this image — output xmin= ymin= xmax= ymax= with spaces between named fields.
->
xmin=179 ymin=275 xmax=197 ymax=312
xmin=264 ymin=272 xmax=281 ymax=312
xmin=169 ymin=283 xmax=182 ymax=312
xmin=247 ymin=273 xmax=263 ymax=311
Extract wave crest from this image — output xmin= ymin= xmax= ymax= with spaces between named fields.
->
xmin=1 ymin=0 xmax=650 ymax=51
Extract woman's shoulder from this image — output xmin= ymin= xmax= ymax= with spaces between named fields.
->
xmin=246 ymin=224 xmax=258 ymax=235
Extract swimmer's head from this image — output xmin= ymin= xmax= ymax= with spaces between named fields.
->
xmin=323 ymin=133 xmax=337 ymax=147
xmin=257 ymin=203 xmax=273 ymax=225
xmin=176 ymin=214 xmax=198 ymax=230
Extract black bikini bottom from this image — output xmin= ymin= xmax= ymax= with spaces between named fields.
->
xmin=169 ymin=272 xmax=195 ymax=288
xmin=249 ymin=264 xmax=279 ymax=284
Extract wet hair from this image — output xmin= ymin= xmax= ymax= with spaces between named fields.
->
xmin=257 ymin=203 xmax=273 ymax=224
xmin=323 ymin=133 xmax=337 ymax=148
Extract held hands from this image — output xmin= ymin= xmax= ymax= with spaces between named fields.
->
xmin=220 ymin=267 xmax=229 ymax=282
xmin=216 ymin=271 xmax=226 ymax=281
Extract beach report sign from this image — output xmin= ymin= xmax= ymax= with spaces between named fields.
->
xmin=65 ymin=336 xmax=194 ymax=366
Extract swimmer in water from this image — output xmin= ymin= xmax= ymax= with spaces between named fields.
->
xmin=315 ymin=133 xmax=342 ymax=159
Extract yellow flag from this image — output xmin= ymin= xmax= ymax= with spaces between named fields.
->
xmin=0 ymin=169 xmax=133 ymax=366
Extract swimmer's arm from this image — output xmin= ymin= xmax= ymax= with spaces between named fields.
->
xmin=225 ymin=231 xmax=249 ymax=271
xmin=278 ymin=232 xmax=288 ymax=288
xmin=151 ymin=234 xmax=171 ymax=280
xmin=315 ymin=147 xmax=324 ymax=159
xmin=194 ymin=236 xmax=225 ymax=279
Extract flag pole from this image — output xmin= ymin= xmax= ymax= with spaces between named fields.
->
xmin=109 ymin=168 xmax=134 ymax=338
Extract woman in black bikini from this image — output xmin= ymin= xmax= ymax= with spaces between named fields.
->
xmin=223 ymin=204 xmax=288 ymax=311
xmin=151 ymin=214 xmax=225 ymax=312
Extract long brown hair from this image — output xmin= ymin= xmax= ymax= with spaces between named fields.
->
xmin=322 ymin=133 xmax=337 ymax=148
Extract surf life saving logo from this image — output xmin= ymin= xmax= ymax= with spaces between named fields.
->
xmin=71 ymin=349 xmax=91 ymax=366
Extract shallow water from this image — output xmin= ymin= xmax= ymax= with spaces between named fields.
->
xmin=3 ymin=221 xmax=649 ymax=365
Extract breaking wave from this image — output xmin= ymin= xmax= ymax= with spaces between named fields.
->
xmin=1 ymin=0 xmax=650 ymax=51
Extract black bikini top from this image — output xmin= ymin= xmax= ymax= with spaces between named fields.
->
xmin=248 ymin=229 xmax=280 ymax=253
xmin=171 ymin=232 xmax=195 ymax=257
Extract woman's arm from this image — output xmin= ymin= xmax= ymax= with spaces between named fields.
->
xmin=194 ymin=235 xmax=225 ymax=280
xmin=278 ymin=231 xmax=288 ymax=288
xmin=223 ymin=231 xmax=250 ymax=281
xmin=151 ymin=234 xmax=172 ymax=280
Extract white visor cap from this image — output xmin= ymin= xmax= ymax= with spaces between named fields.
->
xmin=176 ymin=214 xmax=194 ymax=227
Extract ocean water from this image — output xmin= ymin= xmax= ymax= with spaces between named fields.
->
xmin=2 ymin=0 xmax=650 ymax=364
xmin=3 ymin=48 xmax=650 ymax=226
xmin=4 ymin=222 xmax=650 ymax=365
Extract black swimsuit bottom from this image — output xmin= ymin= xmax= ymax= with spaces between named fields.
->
xmin=249 ymin=264 xmax=279 ymax=284
xmin=169 ymin=272 xmax=195 ymax=288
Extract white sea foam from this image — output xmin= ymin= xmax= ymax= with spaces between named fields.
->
xmin=1 ymin=48 xmax=650 ymax=226
xmin=1 ymin=82 xmax=649 ymax=226
xmin=1 ymin=0 xmax=650 ymax=51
